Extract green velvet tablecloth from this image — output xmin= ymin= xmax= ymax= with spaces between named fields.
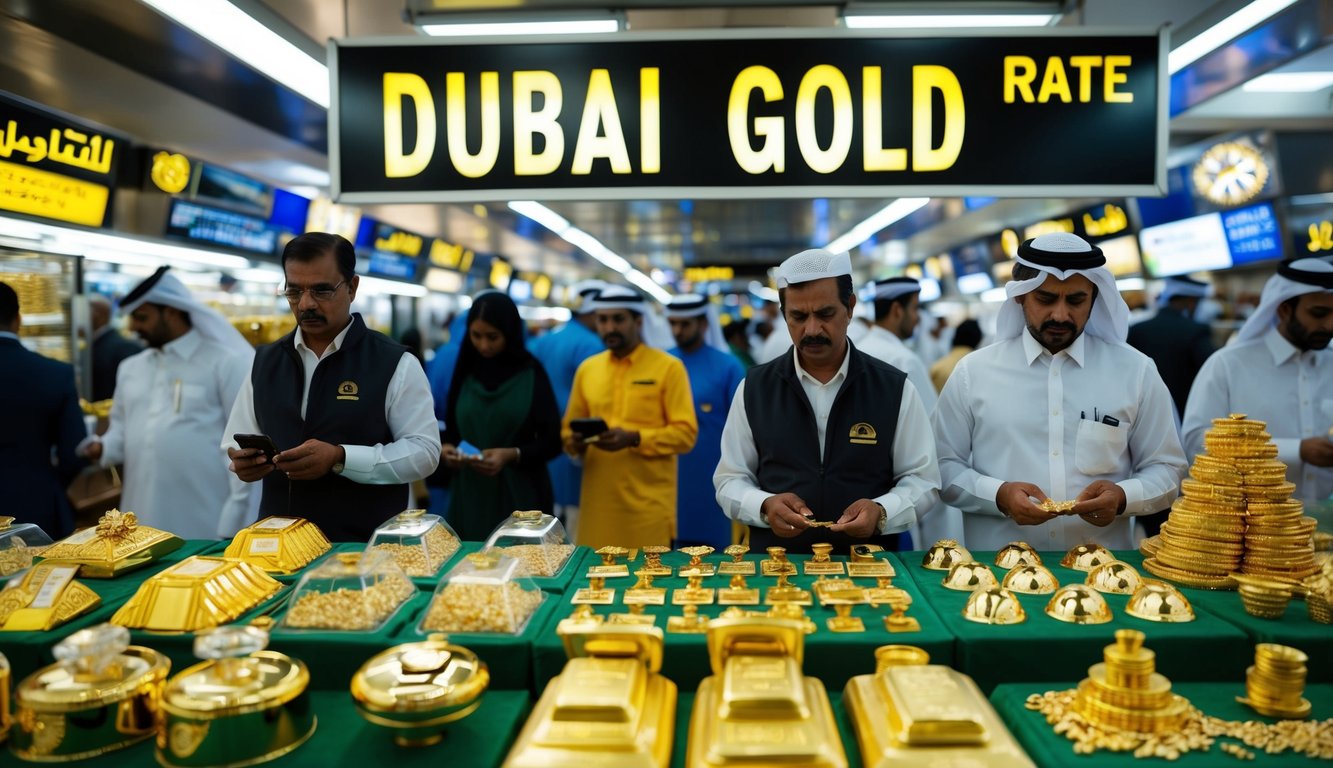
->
xmin=991 ymin=682 xmax=1333 ymax=768
xmin=0 ymin=690 xmax=530 ymax=767
xmin=1113 ymin=551 xmax=1333 ymax=683
xmin=895 ymin=550 xmax=1254 ymax=693
xmin=531 ymin=550 xmax=954 ymax=692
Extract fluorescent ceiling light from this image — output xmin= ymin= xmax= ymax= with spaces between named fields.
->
xmin=825 ymin=198 xmax=931 ymax=254
xmin=359 ymin=275 xmax=428 ymax=298
xmin=517 ymin=305 xmax=573 ymax=322
xmin=420 ymin=19 xmax=619 ymax=37
xmin=0 ymin=215 xmax=252 ymax=270
xmin=1243 ymin=71 xmax=1333 ymax=92
xmin=1168 ymin=0 xmax=1300 ymax=74
xmin=236 ymin=267 xmax=284 ymax=284
xmin=625 ymin=270 xmax=671 ymax=303
xmin=138 ymin=0 xmax=329 ymax=108
xmin=980 ymin=287 xmax=1009 ymax=303
xmin=1115 ymin=277 xmax=1146 ymax=291
xmin=845 ymin=14 xmax=1056 ymax=28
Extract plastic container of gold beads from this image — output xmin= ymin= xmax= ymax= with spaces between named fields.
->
xmin=365 ymin=510 xmax=462 ymax=579
xmin=418 ymin=550 xmax=545 ymax=635
xmin=482 ymin=510 xmax=575 ymax=578
xmin=279 ymin=550 xmax=416 ymax=632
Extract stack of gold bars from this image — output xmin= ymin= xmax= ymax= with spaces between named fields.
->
xmin=1144 ymin=414 xmax=1318 ymax=589
xmin=1237 ymin=644 xmax=1312 ymax=719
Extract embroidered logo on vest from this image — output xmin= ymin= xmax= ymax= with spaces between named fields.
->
xmin=849 ymin=422 xmax=878 ymax=445
xmin=336 ymin=381 xmax=360 ymax=401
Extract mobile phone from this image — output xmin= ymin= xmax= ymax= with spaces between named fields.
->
xmin=570 ymin=418 xmax=609 ymax=440
xmin=234 ymin=433 xmax=279 ymax=461
xmin=458 ymin=440 xmax=483 ymax=459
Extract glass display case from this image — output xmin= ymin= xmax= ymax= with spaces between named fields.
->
xmin=0 ymin=247 xmax=89 ymax=396
xmin=419 ymin=551 xmax=544 ymax=635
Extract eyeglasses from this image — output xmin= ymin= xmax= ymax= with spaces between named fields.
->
xmin=281 ymin=281 xmax=346 ymax=302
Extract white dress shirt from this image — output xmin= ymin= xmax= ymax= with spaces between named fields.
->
xmin=933 ymin=331 xmax=1187 ymax=550
xmin=97 ymin=330 xmax=257 ymax=538
xmin=755 ymin=327 xmax=793 ymax=364
xmin=222 ymin=320 xmax=441 ymax=485
xmin=714 ymin=345 xmax=941 ymax=534
xmin=855 ymin=326 xmax=939 ymax=413
xmin=1182 ymin=327 xmax=1333 ymax=503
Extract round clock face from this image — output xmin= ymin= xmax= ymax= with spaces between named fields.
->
xmin=1192 ymin=141 xmax=1269 ymax=206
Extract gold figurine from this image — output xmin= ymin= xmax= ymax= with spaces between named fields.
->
xmin=761 ymin=546 xmax=797 ymax=576
xmin=847 ymin=544 xmax=894 ymax=578
xmin=668 ymin=604 xmax=710 ymax=634
xmin=571 ymin=576 xmax=616 ymax=605
xmin=624 ymin=570 xmax=667 ymax=606
xmin=673 ymin=573 xmax=715 ymax=605
xmin=641 ymin=545 xmax=674 ymax=577
xmin=679 ymin=546 xmax=717 ymax=577
xmin=587 ymin=546 xmax=631 ymax=579
xmin=803 ymin=543 xmax=845 ymax=576
xmin=765 ymin=569 xmax=812 ymax=606
xmin=718 ymin=573 xmax=759 ymax=605
xmin=718 ymin=544 xmax=754 ymax=576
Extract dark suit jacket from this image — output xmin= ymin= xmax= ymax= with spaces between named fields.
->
xmin=1127 ymin=308 xmax=1216 ymax=417
xmin=0 ymin=336 xmax=87 ymax=537
xmin=91 ymin=328 xmax=143 ymax=401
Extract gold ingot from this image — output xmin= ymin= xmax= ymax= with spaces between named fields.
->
xmin=504 ymin=623 xmax=675 ymax=768
xmin=994 ymin=542 xmax=1041 ymax=570
xmin=1002 ymin=565 xmax=1059 ymax=595
xmin=1085 ymin=561 xmax=1143 ymax=595
xmin=1125 ymin=581 xmax=1195 ymax=622
xmin=961 ymin=588 xmax=1026 ymax=625
xmin=921 ymin=539 xmax=972 ymax=571
xmin=39 ymin=509 xmax=184 ymax=578
xmin=11 ymin=624 xmax=170 ymax=761
xmin=687 ymin=616 xmax=846 ymax=768
xmin=942 ymin=561 xmax=998 ymax=592
xmin=111 ymin=557 xmax=282 ymax=632
xmin=843 ymin=656 xmax=1035 ymax=768
xmin=1060 ymin=544 xmax=1113 ymax=572
xmin=1045 ymin=585 xmax=1112 ymax=624
xmin=222 ymin=516 xmax=331 ymax=575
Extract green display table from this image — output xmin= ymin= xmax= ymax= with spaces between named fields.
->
xmin=895 ymin=550 xmax=1253 ymax=693
xmin=1115 ymin=551 xmax=1333 ymax=683
xmin=992 ymin=682 xmax=1333 ymax=767
xmin=530 ymin=550 xmax=954 ymax=692
xmin=0 ymin=689 xmax=530 ymax=767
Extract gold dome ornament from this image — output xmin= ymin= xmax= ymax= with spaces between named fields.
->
xmin=1085 ymin=561 xmax=1143 ymax=595
xmin=994 ymin=542 xmax=1041 ymax=570
xmin=1002 ymin=565 xmax=1059 ymax=595
xmin=1060 ymin=544 xmax=1113 ymax=572
xmin=942 ymin=561 xmax=998 ymax=592
xmin=962 ymin=588 xmax=1027 ymax=625
xmin=1125 ymin=582 xmax=1195 ymax=623
xmin=922 ymin=539 xmax=972 ymax=571
xmin=158 ymin=625 xmax=314 ymax=768
xmin=351 ymin=634 xmax=489 ymax=748
xmin=1045 ymin=585 xmax=1112 ymax=624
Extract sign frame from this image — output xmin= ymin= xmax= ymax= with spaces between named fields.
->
xmin=328 ymin=26 xmax=1169 ymax=204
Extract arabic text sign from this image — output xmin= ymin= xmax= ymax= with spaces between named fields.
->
xmin=0 ymin=92 xmax=121 ymax=226
xmin=332 ymin=30 xmax=1164 ymax=202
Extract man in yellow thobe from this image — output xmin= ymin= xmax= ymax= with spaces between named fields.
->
xmin=563 ymin=286 xmax=697 ymax=548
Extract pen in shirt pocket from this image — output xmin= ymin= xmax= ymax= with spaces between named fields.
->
xmin=174 ymin=379 xmax=182 ymax=413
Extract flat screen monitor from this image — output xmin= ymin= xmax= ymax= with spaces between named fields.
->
xmin=1222 ymin=202 xmax=1282 ymax=266
xmin=1139 ymin=212 xmax=1232 ymax=277
xmin=166 ymin=199 xmax=278 ymax=255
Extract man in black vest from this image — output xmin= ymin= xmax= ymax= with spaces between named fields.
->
xmin=1127 ymin=276 xmax=1216 ymax=417
xmin=713 ymin=249 xmax=941 ymax=553
xmin=224 ymin=233 xmax=441 ymax=540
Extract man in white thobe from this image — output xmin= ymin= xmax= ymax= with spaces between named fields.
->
xmin=1182 ymin=257 xmax=1333 ymax=504
xmin=856 ymin=277 xmax=939 ymax=414
xmin=932 ymin=233 xmax=1187 ymax=551
xmin=83 ymin=267 xmax=256 ymax=538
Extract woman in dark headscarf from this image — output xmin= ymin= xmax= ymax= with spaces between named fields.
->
xmin=441 ymin=291 xmax=561 ymax=539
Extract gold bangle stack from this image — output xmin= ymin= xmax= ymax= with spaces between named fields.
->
xmin=1238 ymin=644 xmax=1312 ymax=719
xmin=1144 ymin=414 xmax=1319 ymax=590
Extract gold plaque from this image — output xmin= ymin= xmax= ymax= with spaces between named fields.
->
xmin=0 ymin=562 xmax=100 ymax=631
xmin=222 ymin=516 xmax=331 ymax=575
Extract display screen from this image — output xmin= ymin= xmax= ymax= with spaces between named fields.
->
xmin=508 ymin=278 xmax=532 ymax=301
xmin=956 ymin=272 xmax=994 ymax=295
xmin=1139 ymin=212 xmax=1231 ymax=277
xmin=268 ymin=188 xmax=311 ymax=234
xmin=1222 ymin=202 xmax=1282 ymax=266
xmin=193 ymin=163 xmax=271 ymax=215
xmin=1099 ymin=235 xmax=1144 ymax=277
xmin=166 ymin=199 xmax=278 ymax=255
xmin=365 ymin=251 xmax=417 ymax=279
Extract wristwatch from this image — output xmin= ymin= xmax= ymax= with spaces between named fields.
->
xmin=875 ymin=502 xmax=887 ymax=533
xmin=332 ymin=446 xmax=345 ymax=475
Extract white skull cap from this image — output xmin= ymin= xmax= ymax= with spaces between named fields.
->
xmin=775 ymin=249 xmax=852 ymax=288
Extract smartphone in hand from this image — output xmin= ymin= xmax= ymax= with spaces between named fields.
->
xmin=570 ymin=418 xmax=609 ymax=442
xmin=234 ymin=433 xmax=279 ymax=462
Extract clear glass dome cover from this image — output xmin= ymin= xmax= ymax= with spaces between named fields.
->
xmin=482 ymin=510 xmax=573 ymax=577
xmin=366 ymin=510 xmax=461 ymax=578
xmin=281 ymin=550 xmax=415 ymax=632
xmin=419 ymin=550 xmax=545 ymax=635
xmin=0 ymin=516 xmax=53 ymax=577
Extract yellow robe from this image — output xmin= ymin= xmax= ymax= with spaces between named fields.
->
xmin=564 ymin=344 xmax=697 ymax=548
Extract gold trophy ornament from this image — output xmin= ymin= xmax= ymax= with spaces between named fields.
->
xmin=844 ymin=645 xmax=1035 ymax=768
xmin=718 ymin=545 xmax=754 ymax=576
xmin=803 ymin=543 xmax=845 ymax=576
xmin=679 ymin=546 xmax=717 ymax=577
xmin=157 ymin=625 xmax=314 ymax=768
xmin=571 ymin=577 xmax=616 ymax=606
xmin=503 ymin=622 xmax=676 ymax=768
xmin=824 ymin=586 xmax=867 ymax=633
xmin=222 ymin=516 xmax=331 ymax=575
xmin=764 ymin=569 xmax=812 ymax=606
xmin=847 ymin=544 xmax=894 ymax=578
xmin=588 ymin=547 xmax=631 ymax=579
xmin=11 ymin=624 xmax=170 ymax=761
xmin=688 ymin=615 xmax=846 ymax=768
xmin=881 ymin=591 xmax=921 ymax=633
xmin=668 ymin=604 xmax=710 ymax=634
xmin=351 ymin=634 xmax=489 ymax=747
xmin=673 ymin=573 xmax=716 ymax=605
xmin=718 ymin=574 xmax=759 ymax=606
xmin=760 ymin=547 xmax=797 ymax=576
xmin=624 ymin=570 xmax=667 ymax=606
xmin=640 ymin=546 xmax=673 ymax=577
xmin=39 ymin=509 xmax=183 ymax=578
xmin=0 ymin=562 xmax=100 ymax=632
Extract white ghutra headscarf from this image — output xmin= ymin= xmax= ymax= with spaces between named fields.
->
xmin=995 ymin=232 xmax=1129 ymax=344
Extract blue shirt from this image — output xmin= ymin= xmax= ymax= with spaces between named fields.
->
xmin=669 ymin=344 xmax=746 ymax=548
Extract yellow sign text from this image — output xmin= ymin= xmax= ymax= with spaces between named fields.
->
xmin=1003 ymin=55 xmax=1134 ymax=104
xmin=0 ymin=158 xmax=109 ymax=226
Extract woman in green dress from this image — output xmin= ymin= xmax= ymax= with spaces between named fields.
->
xmin=441 ymin=292 xmax=562 ymax=540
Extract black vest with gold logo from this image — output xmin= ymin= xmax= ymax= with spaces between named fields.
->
xmin=743 ymin=343 xmax=905 ymax=553
xmin=252 ymin=314 xmax=406 ymax=540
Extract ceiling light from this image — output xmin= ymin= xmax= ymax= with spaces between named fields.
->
xmin=625 ymin=270 xmax=672 ymax=303
xmin=0 ymin=215 xmax=253 ymax=270
xmin=1168 ymin=0 xmax=1300 ymax=74
xmin=845 ymin=14 xmax=1056 ymax=28
xmin=825 ymin=198 xmax=931 ymax=254
xmin=138 ymin=0 xmax=329 ymax=108
xmin=359 ymin=275 xmax=428 ymax=297
xmin=1243 ymin=71 xmax=1333 ymax=92
xmin=420 ymin=19 xmax=619 ymax=37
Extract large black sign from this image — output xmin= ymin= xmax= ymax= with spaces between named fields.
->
xmin=331 ymin=30 xmax=1165 ymax=203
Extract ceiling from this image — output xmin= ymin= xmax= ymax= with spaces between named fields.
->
xmin=1 ymin=0 xmax=1330 ymax=287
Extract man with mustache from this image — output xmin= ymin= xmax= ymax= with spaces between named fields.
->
xmin=714 ymin=249 xmax=940 ymax=553
xmin=562 ymin=285 xmax=697 ymax=548
xmin=1182 ymin=257 xmax=1333 ymax=504
xmin=932 ymin=233 xmax=1187 ymax=550
xmin=223 ymin=233 xmax=440 ymax=540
